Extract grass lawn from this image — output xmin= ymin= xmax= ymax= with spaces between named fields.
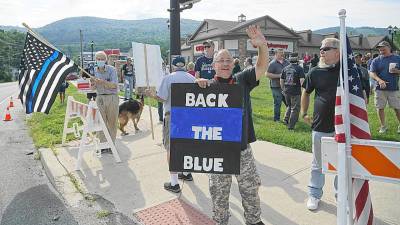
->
xmin=252 ymin=76 xmax=399 ymax=152
xmin=27 ymin=79 xmax=399 ymax=151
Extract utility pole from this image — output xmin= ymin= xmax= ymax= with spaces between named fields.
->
xmin=80 ymin=29 xmax=84 ymax=68
xmin=90 ymin=41 xmax=94 ymax=63
xmin=169 ymin=0 xmax=181 ymax=57
xmin=168 ymin=0 xmax=201 ymax=61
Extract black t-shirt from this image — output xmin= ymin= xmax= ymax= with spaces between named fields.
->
xmin=281 ymin=63 xmax=305 ymax=95
xmin=302 ymin=64 xmax=340 ymax=133
xmin=210 ymin=67 xmax=259 ymax=150
xmin=122 ymin=64 xmax=134 ymax=76
xmin=232 ymin=64 xmax=241 ymax=75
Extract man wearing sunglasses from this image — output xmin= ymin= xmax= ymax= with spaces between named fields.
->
xmin=301 ymin=38 xmax=340 ymax=211
xmin=195 ymin=40 xmax=216 ymax=80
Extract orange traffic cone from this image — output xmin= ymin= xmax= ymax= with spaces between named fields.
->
xmin=9 ymin=97 xmax=14 ymax=108
xmin=3 ymin=106 xmax=12 ymax=121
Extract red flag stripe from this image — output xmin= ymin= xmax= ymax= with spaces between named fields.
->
xmin=350 ymin=124 xmax=372 ymax=139
xmin=350 ymin=103 xmax=368 ymax=122
xmin=368 ymin=207 xmax=374 ymax=225
xmin=355 ymin=180 xmax=369 ymax=219
xmin=335 ymin=115 xmax=343 ymax=125
xmin=336 ymin=95 xmax=342 ymax=105
xmin=335 ymin=133 xmax=345 ymax=143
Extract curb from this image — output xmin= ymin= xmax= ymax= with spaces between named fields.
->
xmin=39 ymin=148 xmax=85 ymax=207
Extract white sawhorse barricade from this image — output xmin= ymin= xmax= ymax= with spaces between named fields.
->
xmin=322 ymin=137 xmax=399 ymax=183
xmin=62 ymin=96 xmax=121 ymax=170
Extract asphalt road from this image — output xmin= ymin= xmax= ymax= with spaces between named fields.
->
xmin=0 ymin=82 xmax=139 ymax=225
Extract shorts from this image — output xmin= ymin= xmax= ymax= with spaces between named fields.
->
xmin=162 ymin=113 xmax=170 ymax=151
xmin=374 ymin=90 xmax=400 ymax=109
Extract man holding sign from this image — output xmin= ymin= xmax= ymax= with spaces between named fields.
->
xmin=197 ymin=25 xmax=268 ymax=225
xmin=146 ymin=56 xmax=196 ymax=193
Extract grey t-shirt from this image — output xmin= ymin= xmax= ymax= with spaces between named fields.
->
xmin=94 ymin=65 xmax=118 ymax=95
xmin=157 ymin=69 xmax=196 ymax=113
xmin=267 ymin=59 xmax=290 ymax=88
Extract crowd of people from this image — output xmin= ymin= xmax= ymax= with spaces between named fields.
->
xmin=81 ymin=24 xmax=399 ymax=225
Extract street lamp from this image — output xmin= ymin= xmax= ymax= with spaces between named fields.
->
xmin=387 ymin=25 xmax=398 ymax=45
xmin=168 ymin=0 xmax=201 ymax=56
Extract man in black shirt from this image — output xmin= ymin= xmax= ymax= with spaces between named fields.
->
xmin=301 ymin=38 xmax=340 ymax=211
xmin=122 ymin=58 xmax=135 ymax=100
xmin=280 ymin=53 xmax=305 ymax=130
xmin=267 ymin=49 xmax=289 ymax=122
xmin=197 ymin=25 xmax=268 ymax=225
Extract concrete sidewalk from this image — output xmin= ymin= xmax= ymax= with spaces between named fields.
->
xmin=44 ymin=105 xmax=399 ymax=225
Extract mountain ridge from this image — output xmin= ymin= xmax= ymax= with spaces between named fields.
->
xmin=0 ymin=17 xmax=389 ymax=56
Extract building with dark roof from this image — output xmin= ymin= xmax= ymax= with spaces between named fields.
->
xmin=297 ymin=30 xmax=392 ymax=57
xmin=182 ymin=15 xmax=301 ymax=63
xmin=182 ymin=14 xmax=394 ymax=64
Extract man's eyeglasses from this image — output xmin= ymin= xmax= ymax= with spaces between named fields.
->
xmin=320 ymin=47 xmax=337 ymax=52
xmin=204 ymin=46 xmax=211 ymax=48
xmin=215 ymin=59 xmax=233 ymax=64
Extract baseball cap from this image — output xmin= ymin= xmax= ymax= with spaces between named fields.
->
xmin=289 ymin=53 xmax=298 ymax=62
xmin=202 ymin=40 xmax=215 ymax=47
xmin=172 ymin=56 xmax=185 ymax=67
xmin=376 ymin=41 xmax=391 ymax=48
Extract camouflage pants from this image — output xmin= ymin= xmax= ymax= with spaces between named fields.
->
xmin=209 ymin=146 xmax=262 ymax=225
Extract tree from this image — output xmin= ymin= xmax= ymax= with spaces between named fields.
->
xmin=0 ymin=30 xmax=25 ymax=82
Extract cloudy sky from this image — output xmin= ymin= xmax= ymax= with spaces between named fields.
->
xmin=0 ymin=0 xmax=398 ymax=30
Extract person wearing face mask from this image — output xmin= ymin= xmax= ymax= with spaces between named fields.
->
xmin=91 ymin=51 xmax=119 ymax=153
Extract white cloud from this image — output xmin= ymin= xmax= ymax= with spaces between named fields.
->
xmin=0 ymin=0 xmax=398 ymax=30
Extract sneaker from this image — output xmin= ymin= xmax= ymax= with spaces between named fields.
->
xmin=306 ymin=197 xmax=320 ymax=211
xmin=178 ymin=173 xmax=193 ymax=181
xmin=164 ymin=182 xmax=181 ymax=193
xmin=378 ymin=126 xmax=388 ymax=134
xmin=101 ymin=148 xmax=112 ymax=154
xmin=248 ymin=221 xmax=265 ymax=225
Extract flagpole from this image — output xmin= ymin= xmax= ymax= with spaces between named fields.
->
xmin=22 ymin=22 xmax=59 ymax=51
xmin=338 ymin=9 xmax=354 ymax=225
xmin=21 ymin=22 xmax=117 ymax=89
xmin=338 ymin=9 xmax=348 ymax=225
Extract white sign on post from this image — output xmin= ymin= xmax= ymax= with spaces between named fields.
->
xmin=132 ymin=42 xmax=164 ymax=88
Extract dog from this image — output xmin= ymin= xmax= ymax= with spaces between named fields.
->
xmin=118 ymin=96 xmax=144 ymax=136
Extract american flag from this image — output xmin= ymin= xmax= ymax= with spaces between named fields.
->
xmin=334 ymin=36 xmax=374 ymax=225
xmin=19 ymin=31 xmax=76 ymax=114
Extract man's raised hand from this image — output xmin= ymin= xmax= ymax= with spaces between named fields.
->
xmin=246 ymin=25 xmax=267 ymax=48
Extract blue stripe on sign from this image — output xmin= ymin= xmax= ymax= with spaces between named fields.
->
xmin=28 ymin=51 xmax=59 ymax=113
xmin=170 ymin=107 xmax=242 ymax=142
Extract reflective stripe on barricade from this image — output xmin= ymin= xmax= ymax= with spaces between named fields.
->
xmin=322 ymin=137 xmax=400 ymax=184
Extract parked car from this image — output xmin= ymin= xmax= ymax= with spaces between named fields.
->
xmin=66 ymin=72 xmax=79 ymax=81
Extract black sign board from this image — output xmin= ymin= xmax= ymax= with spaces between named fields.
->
xmin=169 ymin=83 xmax=243 ymax=174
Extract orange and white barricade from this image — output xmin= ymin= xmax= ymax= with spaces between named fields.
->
xmin=322 ymin=137 xmax=400 ymax=183
xmin=62 ymin=96 xmax=121 ymax=170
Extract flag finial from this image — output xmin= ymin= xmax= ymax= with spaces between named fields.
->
xmin=338 ymin=9 xmax=346 ymax=17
